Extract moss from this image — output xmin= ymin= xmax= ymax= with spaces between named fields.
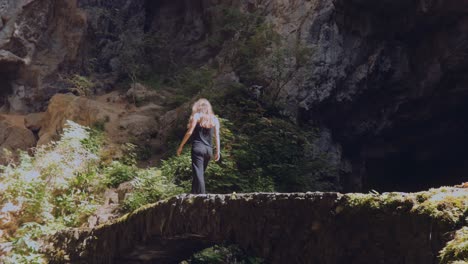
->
xmin=344 ymin=187 xmax=467 ymax=226
xmin=440 ymin=227 xmax=468 ymax=263
xmin=344 ymin=192 xmax=413 ymax=212
xmin=411 ymin=188 xmax=468 ymax=226
xmin=345 ymin=193 xmax=383 ymax=210
xmin=186 ymin=197 xmax=196 ymax=204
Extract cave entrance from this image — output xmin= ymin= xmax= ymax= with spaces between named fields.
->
xmin=365 ymin=151 xmax=468 ymax=192
xmin=361 ymin=117 xmax=468 ymax=192
xmin=0 ymin=72 xmax=14 ymax=110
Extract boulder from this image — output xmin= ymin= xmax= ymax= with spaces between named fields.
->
xmin=37 ymin=94 xmax=116 ymax=145
xmin=24 ymin=112 xmax=45 ymax=132
xmin=126 ymin=83 xmax=168 ymax=105
xmin=0 ymin=116 xmax=36 ymax=163
xmin=37 ymin=93 xmax=164 ymax=148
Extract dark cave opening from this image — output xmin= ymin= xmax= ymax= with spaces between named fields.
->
xmin=347 ymin=94 xmax=468 ymax=192
xmin=0 ymin=72 xmax=14 ymax=109
xmin=302 ymin=76 xmax=468 ymax=193
xmin=365 ymin=150 xmax=468 ymax=193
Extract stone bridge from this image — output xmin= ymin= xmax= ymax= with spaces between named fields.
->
xmin=47 ymin=191 xmax=465 ymax=264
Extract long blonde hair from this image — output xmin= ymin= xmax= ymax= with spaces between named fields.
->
xmin=188 ymin=98 xmax=215 ymax=128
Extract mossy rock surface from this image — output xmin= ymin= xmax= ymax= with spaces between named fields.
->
xmin=47 ymin=187 xmax=467 ymax=264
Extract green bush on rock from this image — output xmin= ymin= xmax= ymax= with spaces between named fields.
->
xmin=186 ymin=244 xmax=264 ymax=264
xmin=440 ymin=227 xmax=468 ymax=263
xmin=123 ymin=168 xmax=183 ymax=212
xmin=0 ymin=121 xmax=183 ymax=263
xmin=0 ymin=121 xmax=103 ymax=263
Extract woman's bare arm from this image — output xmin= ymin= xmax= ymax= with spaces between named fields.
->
xmin=214 ymin=117 xmax=221 ymax=161
xmin=177 ymin=114 xmax=198 ymax=156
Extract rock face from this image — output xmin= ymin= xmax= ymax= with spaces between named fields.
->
xmin=129 ymin=0 xmax=468 ymax=191
xmin=36 ymin=93 xmax=164 ymax=147
xmin=0 ymin=0 xmax=466 ymax=190
xmin=297 ymin=0 xmax=468 ymax=191
xmin=0 ymin=0 xmax=86 ymax=112
xmin=37 ymin=94 xmax=116 ymax=145
xmin=47 ymin=189 xmax=467 ymax=264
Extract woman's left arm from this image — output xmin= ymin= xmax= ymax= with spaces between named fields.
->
xmin=177 ymin=114 xmax=198 ymax=156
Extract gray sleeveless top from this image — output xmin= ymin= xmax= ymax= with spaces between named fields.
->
xmin=192 ymin=123 xmax=214 ymax=147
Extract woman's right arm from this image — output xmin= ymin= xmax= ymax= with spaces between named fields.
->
xmin=177 ymin=114 xmax=198 ymax=156
xmin=214 ymin=117 xmax=221 ymax=161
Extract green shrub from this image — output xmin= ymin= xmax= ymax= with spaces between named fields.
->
xmin=188 ymin=244 xmax=264 ymax=264
xmin=122 ymin=168 xmax=183 ymax=212
xmin=66 ymin=74 xmax=94 ymax=96
xmin=102 ymin=161 xmax=138 ymax=188
xmin=0 ymin=121 xmax=103 ymax=263
xmin=159 ymin=148 xmax=242 ymax=194
xmin=165 ymin=67 xmax=216 ymax=106
xmin=208 ymin=86 xmax=338 ymax=192
xmin=161 ymin=83 xmax=338 ymax=193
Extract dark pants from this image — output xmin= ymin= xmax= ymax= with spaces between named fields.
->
xmin=191 ymin=143 xmax=212 ymax=194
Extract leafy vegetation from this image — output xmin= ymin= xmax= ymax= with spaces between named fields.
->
xmin=66 ymin=74 xmax=95 ymax=96
xmin=0 ymin=121 xmax=103 ymax=263
xmin=208 ymin=6 xmax=279 ymax=85
xmin=345 ymin=187 xmax=468 ymax=226
xmin=160 ymin=118 xmax=254 ymax=194
xmin=185 ymin=244 xmax=263 ymax=264
xmin=0 ymin=121 xmax=183 ymax=263
xmin=165 ymin=67 xmax=216 ymax=107
xmin=159 ymin=83 xmax=338 ymax=193
xmin=123 ymin=168 xmax=183 ymax=212
xmin=440 ymin=227 xmax=468 ymax=263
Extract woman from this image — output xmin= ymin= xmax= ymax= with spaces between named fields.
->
xmin=177 ymin=98 xmax=220 ymax=194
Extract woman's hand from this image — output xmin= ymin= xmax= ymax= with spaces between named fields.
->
xmin=214 ymin=151 xmax=220 ymax=162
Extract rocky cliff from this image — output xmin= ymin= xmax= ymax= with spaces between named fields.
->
xmin=0 ymin=0 xmax=467 ymax=191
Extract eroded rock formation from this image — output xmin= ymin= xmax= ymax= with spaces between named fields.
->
xmin=301 ymin=0 xmax=468 ymax=191
xmin=0 ymin=0 xmax=86 ymax=112
xmin=0 ymin=0 xmax=466 ymax=191
xmin=72 ymin=0 xmax=468 ymax=191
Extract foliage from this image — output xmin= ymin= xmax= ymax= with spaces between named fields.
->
xmin=440 ymin=227 xmax=468 ymax=263
xmin=0 ymin=121 xmax=103 ymax=263
xmin=160 ymin=119 xmax=246 ymax=194
xmin=345 ymin=192 xmax=414 ymax=212
xmin=66 ymin=75 xmax=95 ymax=96
xmin=142 ymin=30 xmax=178 ymax=76
xmin=161 ymin=84 xmax=338 ymax=193
xmin=122 ymin=168 xmax=183 ymax=212
xmin=100 ymin=143 xmax=139 ymax=187
xmin=344 ymin=187 xmax=468 ymax=226
xmin=117 ymin=13 xmax=148 ymax=83
xmin=263 ymin=43 xmax=314 ymax=104
xmin=102 ymin=161 xmax=138 ymax=188
xmin=187 ymin=244 xmax=264 ymax=264
xmin=411 ymin=190 xmax=468 ymax=226
xmin=0 ymin=121 xmax=183 ymax=262
xmin=165 ymin=67 xmax=216 ymax=107
xmin=205 ymin=6 xmax=262 ymax=49
xmin=206 ymin=4 xmax=315 ymax=106
xmin=208 ymin=85 xmax=337 ymax=192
